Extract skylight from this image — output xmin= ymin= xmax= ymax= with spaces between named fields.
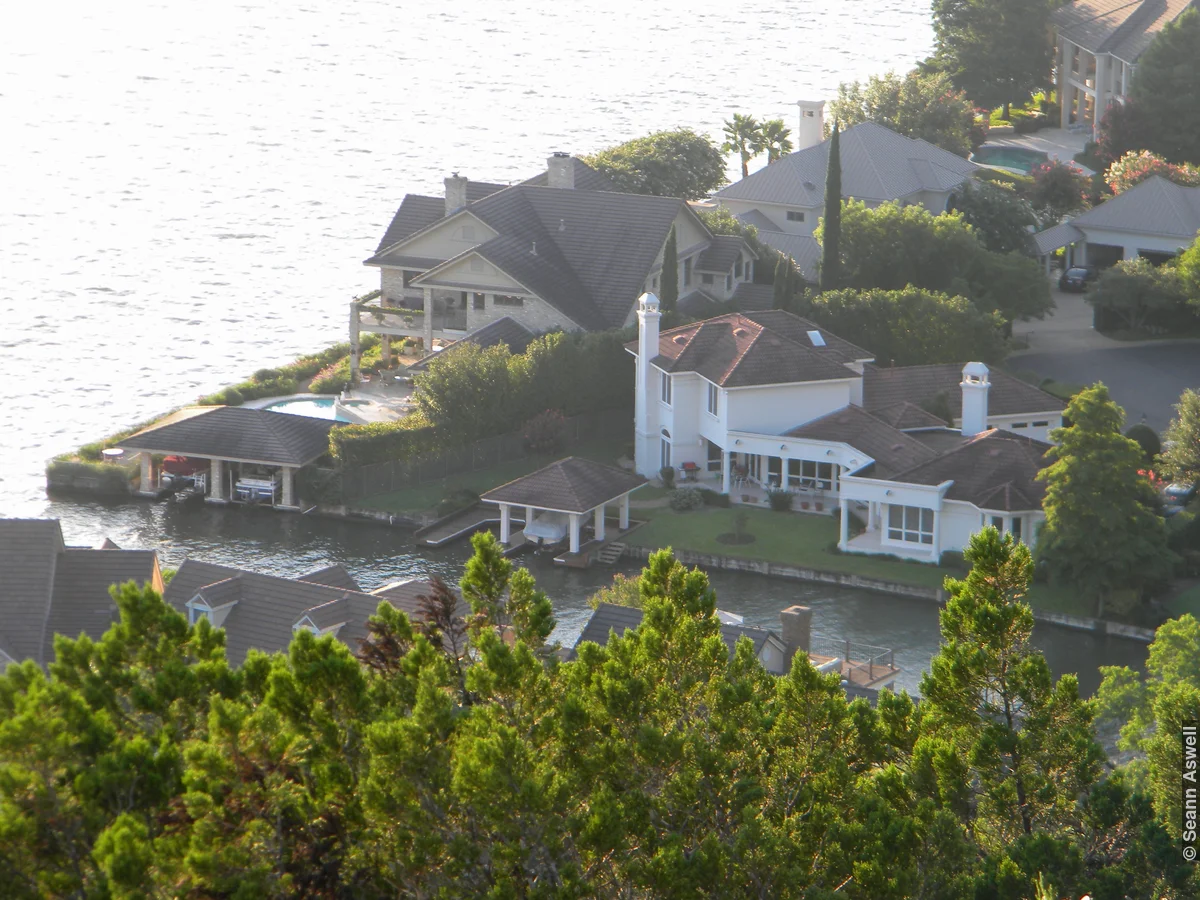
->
xmin=807 ymin=330 xmax=826 ymax=347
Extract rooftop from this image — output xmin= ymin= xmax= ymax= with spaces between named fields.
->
xmin=1051 ymin=0 xmax=1195 ymax=62
xmin=481 ymin=457 xmax=646 ymax=514
xmin=785 ymin=406 xmax=938 ymax=478
xmin=863 ymin=364 xmax=1064 ymax=419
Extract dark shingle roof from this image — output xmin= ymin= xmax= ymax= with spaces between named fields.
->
xmin=297 ymin=564 xmax=361 ymax=592
xmin=119 ymin=407 xmax=335 ymax=467
xmin=869 ymin=400 xmax=950 ymax=430
xmin=863 ymin=364 xmax=1064 ymax=419
xmin=521 ymin=158 xmax=618 ymax=192
xmin=639 ymin=311 xmax=865 ymax=388
xmin=753 ymin=230 xmax=822 ymax=281
xmin=785 ymin=406 xmax=938 ymax=478
xmin=730 ymin=282 xmax=775 ymax=311
xmin=407 ymin=316 xmax=537 ymax=372
xmin=43 ymin=549 xmax=159 ymax=663
xmin=888 ymin=429 xmax=1053 ymax=510
xmin=482 ymin=457 xmax=645 ymax=514
xmin=697 ymin=234 xmax=748 ymax=272
xmin=374 ymin=195 xmax=445 ymax=254
xmin=1052 ymin=0 xmax=1195 ymax=61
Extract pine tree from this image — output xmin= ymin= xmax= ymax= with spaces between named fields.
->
xmin=820 ymin=122 xmax=842 ymax=292
xmin=660 ymin=225 xmax=679 ymax=312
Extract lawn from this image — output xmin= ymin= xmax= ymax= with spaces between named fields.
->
xmin=625 ymin=506 xmax=1096 ymax=617
xmin=355 ymin=437 xmax=630 ymax=515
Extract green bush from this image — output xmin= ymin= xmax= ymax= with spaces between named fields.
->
xmin=523 ymin=409 xmax=568 ymax=455
xmin=767 ymin=488 xmax=794 ymax=512
xmin=669 ymin=488 xmax=706 ymax=512
xmin=329 ymin=414 xmax=440 ymax=468
xmin=46 ymin=459 xmax=138 ymax=496
xmin=659 ymin=466 xmax=676 ymax=490
xmin=198 ymin=386 xmax=244 ymax=407
xmin=702 ymin=490 xmax=732 ymax=508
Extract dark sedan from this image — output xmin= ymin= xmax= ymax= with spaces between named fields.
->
xmin=1058 ymin=266 xmax=1098 ymax=292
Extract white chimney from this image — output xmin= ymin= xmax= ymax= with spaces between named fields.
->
xmin=547 ymin=152 xmax=575 ymax=189
xmin=960 ymin=362 xmax=991 ymax=436
xmin=795 ymin=100 xmax=825 ymax=150
xmin=444 ymin=173 xmax=468 ymax=215
xmin=634 ymin=292 xmax=662 ymax=477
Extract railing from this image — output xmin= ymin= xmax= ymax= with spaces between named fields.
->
xmin=357 ymin=302 xmax=466 ymax=333
xmin=812 ymin=639 xmax=897 ymax=685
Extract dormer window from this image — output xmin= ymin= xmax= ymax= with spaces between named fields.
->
xmin=292 ymin=615 xmax=344 ymax=638
xmin=188 ymin=605 xmax=210 ymax=626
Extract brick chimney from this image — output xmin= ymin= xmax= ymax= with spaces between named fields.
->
xmin=547 ymin=152 xmax=575 ymax=189
xmin=779 ymin=605 xmax=812 ymax=670
xmin=444 ymin=173 xmax=468 ymax=215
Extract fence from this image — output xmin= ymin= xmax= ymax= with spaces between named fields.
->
xmin=338 ymin=407 xmax=631 ymax=504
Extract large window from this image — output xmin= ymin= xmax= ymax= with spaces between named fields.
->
xmin=786 ymin=210 xmax=805 ymax=222
xmin=472 ymin=292 xmax=486 ymax=310
xmin=888 ymin=506 xmax=934 ymax=545
xmin=659 ymin=370 xmax=672 ymax=406
xmin=707 ymin=382 xmax=719 ymax=416
xmin=787 ymin=459 xmax=835 ymax=490
xmin=660 ymin=437 xmax=671 ymax=469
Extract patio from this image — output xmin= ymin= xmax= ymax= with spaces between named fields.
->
xmin=977 ymin=127 xmax=1093 ymax=174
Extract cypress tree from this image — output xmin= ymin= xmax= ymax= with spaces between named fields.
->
xmin=660 ymin=226 xmax=678 ymax=312
xmin=820 ymin=121 xmax=842 ymax=292
xmin=772 ymin=254 xmax=789 ymax=309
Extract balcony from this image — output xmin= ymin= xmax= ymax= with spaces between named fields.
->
xmin=355 ymin=299 xmax=467 ymax=338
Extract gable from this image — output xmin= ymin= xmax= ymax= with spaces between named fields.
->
xmin=375 ymin=211 xmax=498 ymax=266
xmin=412 ymin=250 xmax=530 ymax=291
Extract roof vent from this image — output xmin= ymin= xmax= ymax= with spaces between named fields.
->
xmin=559 ymin=218 xmax=566 ymax=232
xmin=672 ymin=334 xmax=688 ymax=344
xmin=807 ymin=330 xmax=825 ymax=347
xmin=733 ymin=327 xmax=749 ymax=337
xmin=891 ymin=443 xmax=904 ymax=451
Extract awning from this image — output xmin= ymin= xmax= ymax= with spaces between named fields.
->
xmin=1033 ymin=222 xmax=1085 ymax=256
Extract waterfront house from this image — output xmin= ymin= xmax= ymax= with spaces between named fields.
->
xmin=163 ymin=559 xmax=461 ymax=665
xmin=0 ymin=519 xmax=162 ymax=668
xmin=357 ymin=153 xmax=758 ymax=374
xmin=1051 ymin=0 xmax=1196 ymax=137
xmin=711 ymin=119 xmax=979 ymax=281
xmin=1033 ymin=175 xmax=1200 ymax=268
xmin=629 ymin=294 xmax=1064 ymax=562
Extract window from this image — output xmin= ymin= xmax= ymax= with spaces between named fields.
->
xmin=1032 ymin=420 xmax=1049 ymax=428
xmin=888 ymin=506 xmax=934 ymax=544
xmin=786 ymin=211 xmax=806 ymax=222
xmin=188 ymin=606 xmax=210 ymax=626
xmin=990 ymin=515 xmax=1004 ymax=531
xmin=494 ymin=294 xmax=524 ymax=307
xmin=684 ymin=257 xmax=693 ymax=287
xmin=660 ymin=437 xmax=671 ymax=469
xmin=788 ymin=459 xmax=836 ymax=490
xmin=1011 ymin=517 xmax=1023 ymax=542
xmin=472 ymin=292 xmax=486 ymax=310
xmin=702 ymin=273 xmax=714 ymax=285
xmin=707 ymin=440 xmax=722 ymax=472
xmin=707 ymin=382 xmax=719 ymax=416
xmin=659 ymin=370 xmax=672 ymax=405
xmin=1011 ymin=422 xmax=1028 ymax=429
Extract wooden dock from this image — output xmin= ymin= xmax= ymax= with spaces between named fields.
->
xmin=415 ymin=505 xmax=524 ymax=548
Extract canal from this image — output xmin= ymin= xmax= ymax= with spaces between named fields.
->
xmin=46 ymin=496 xmax=1148 ymax=696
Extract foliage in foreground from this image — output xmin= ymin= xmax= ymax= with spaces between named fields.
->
xmin=583 ymin=128 xmax=727 ymax=200
xmin=0 ymin=532 xmax=1194 ymax=899
xmin=828 ymin=69 xmax=978 ymax=157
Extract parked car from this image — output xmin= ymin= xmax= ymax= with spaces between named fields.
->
xmin=1163 ymin=481 xmax=1197 ymax=517
xmin=1058 ymin=266 xmax=1098 ymax=292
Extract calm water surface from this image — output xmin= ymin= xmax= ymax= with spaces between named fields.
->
xmin=2 ymin=1 xmax=1146 ymax=690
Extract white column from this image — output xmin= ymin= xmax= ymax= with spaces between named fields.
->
xmin=500 ymin=504 xmax=511 ymax=544
xmin=348 ymin=300 xmax=361 ymax=381
xmin=422 ymin=287 xmax=434 ymax=348
xmin=525 ymin=505 xmax=534 ymax=530
xmin=722 ymin=449 xmax=732 ymax=494
xmin=620 ymin=495 xmax=630 ymax=530
xmin=569 ymin=514 xmax=581 ymax=554
xmin=594 ymin=505 xmax=606 ymax=542
xmin=209 ymin=459 xmax=226 ymax=502
xmin=1056 ymin=37 xmax=1069 ymax=128
xmin=281 ymin=466 xmax=296 ymax=508
xmin=140 ymin=452 xmax=153 ymax=493
xmin=838 ymin=497 xmax=850 ymax=550
xmin=866 ymin=500 xmax=876 ymax=532
xmin=932 ymin=508 xmax=942 ymax=558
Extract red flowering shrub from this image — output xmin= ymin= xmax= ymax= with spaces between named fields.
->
xmin=1106 ymin=150 xmax=1200 ymax=194
xmin=1029 ymin=160 xmax=1089 ymax=222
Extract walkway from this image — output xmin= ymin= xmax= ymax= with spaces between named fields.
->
xmin=415 ymin=504 xmax=523 ymax=548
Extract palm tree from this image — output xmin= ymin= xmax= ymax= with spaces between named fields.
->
xmin=722 ymin=113 xmax=763 ymax=179
xmin=759 ymin=119 xmax=793 ymax=163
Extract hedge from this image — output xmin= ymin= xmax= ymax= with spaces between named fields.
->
xmin=46 ymin=458 xmax=138 ymax=495
xmin=329 ymin=414 xmax=441 ymax=468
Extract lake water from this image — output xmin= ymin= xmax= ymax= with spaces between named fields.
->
xmin=0 ymin=1 xmax=1148 ymax=690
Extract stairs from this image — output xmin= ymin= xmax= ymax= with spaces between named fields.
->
xmin=596 ymin=542 xmax=626 ymax=565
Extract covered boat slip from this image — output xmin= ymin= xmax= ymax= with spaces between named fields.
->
xmin=117 ymin=406 xmax=336 ymax=510
xmin=481 ymin=457 xmax=646 ymax=557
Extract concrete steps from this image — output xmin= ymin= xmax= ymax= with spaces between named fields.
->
xmin=596 ymin=542 xmax=626 ymax=565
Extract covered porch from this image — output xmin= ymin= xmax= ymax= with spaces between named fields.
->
xmin=349 ymin=288 xmax=474 ymax=379
xmin=836 ymin=476 xmax=953 ymax=563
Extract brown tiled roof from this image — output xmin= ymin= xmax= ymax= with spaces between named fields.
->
xmin=869 ymin=401 xmax=949 ymax=430
xmin=887 ymin=429 xmax=1052 ymax=511
xmin=297 ymin=564 xmax=361 ymax=592
xmin=119 ymin=406 xmax=335 ymax=467
xmin=863 ymin=364 xmax=1064 ymax=419
xmin=785 ymin=406 xmax=938 ymax=478
xmin=482 ymin=457 xmax=646 ymax=514
xmin=638 ymin=311 xmax=864 ymax=388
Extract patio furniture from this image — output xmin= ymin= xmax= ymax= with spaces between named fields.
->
xmin=680 ymin=461 xmax=700 ymax=482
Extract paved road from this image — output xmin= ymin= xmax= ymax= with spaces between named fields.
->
xmin=1010 ymin=341 xmax=1200 ymax=431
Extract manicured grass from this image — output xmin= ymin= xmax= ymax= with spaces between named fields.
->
xmin=355 ymin=437 xmax=629 ymax=515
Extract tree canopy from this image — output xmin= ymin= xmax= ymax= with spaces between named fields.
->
xmin=1160 ymin=388 xmax=1200 ymax=486
xmin=721 ymin=112 xmax=763 ymax=180
xmin=828 ymin=69 xmax=977 ymax=157
xmin=1106 ymin=150 xmax=1200 ymax=194
xmin=1087 ymin=257 xmax=1189 ymax=332
xmin=1129 ymin=7 xmax=1200 ymax=164
xmin=949 ymin=180 xmax=1037 ymax=254
xmin=583 ymin=128 xmax=727 ymax=200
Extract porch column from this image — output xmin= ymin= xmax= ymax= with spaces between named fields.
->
xmin=281 ymin=466 xmax=296 ymax=508
xmin=1056 ymin=37 xmax=1068 ymax=127
xmin=500 ymin=503 xmax=511 ymax=544
xmin=721 ymin=448 xmax=732 ymax=494
xmin=782 ymin=457 xmax=790 ymax=490
xmin=620 ymin=494 xmax=630 ymax=530
xmin=209 ymin=458 xmax=226 ymax=503
xmin=931 ymin=508 xmax=942 ymax=557
xmin=140 ymin=452 xmax=153 ymax=494
xmin=569 ymin=514 xmax=581 ymax=554
xmin=866 ymin=500 xmax=877 ymax=532
xmin=349 ymin=300 xmax=361 ymax=381
xmin=594 ymin=505 xmax=606 ymax=542
xmin=838 ymin=497 xmax=850 ymax=550
xmin=1076 ymin=242 xmax=1088 ymax=265
xmin=422 ymin=287 xmax=434 ymax=348
xmin=525 ymin=505 xmax=534 ymax=530
xmin=380 ymin=334 xmax=391 ymax=368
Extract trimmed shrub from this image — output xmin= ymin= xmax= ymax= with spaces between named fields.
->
xmin=523 ymin=409 xmax=568 ymax=455
xmin=659 ymin=466 xmax=676 ymax=490
xmin=702 ymin=490 xmax=732 ymax=508
xmin=767 ymin=488 xmax=794 ymax=512
xmin=329 ymin=414 xmax=440 ymax=468
xmin=669 ymin=487 xmax=705 ymax=512
xmin=46 ymin=459 xmax=137 ymax=496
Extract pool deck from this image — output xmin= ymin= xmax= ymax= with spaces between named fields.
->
xmin=978 ymin=128 xmax=1093 ymax=175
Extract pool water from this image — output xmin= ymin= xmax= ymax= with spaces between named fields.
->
xmin=971 ymin=145 xmax=1050 ymax=174
xmin=263 ymin=397 xmax=350 ymax=422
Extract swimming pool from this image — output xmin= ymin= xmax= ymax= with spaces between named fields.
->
xmin=971 ymin=145 xmax=1050 ymax=174
xmin=263 ymin=397 xmax=350 ymax=422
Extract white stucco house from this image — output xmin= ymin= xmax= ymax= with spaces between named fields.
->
xmin=630 ymin=294 xmax=1065 ymax=561
xmin=354 ymin=154 xmax=759 ymax=376
xmin=1034 ymin=175 xmax=1200 ymax=268
xmin=1052 ymin=0 xmax=1196 ymax=137
xmin=710 ymin=119 xmax=980 ymax=281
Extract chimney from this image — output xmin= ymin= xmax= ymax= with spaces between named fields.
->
xmin=634 ymin=292 xmax=661 ymax=477
xmin=547 ymin=151 xmax=575 ymax=189
xmin=779 ymin=605 xmax=812 ymax=669
xmin=444 ymin=173 xmax=468 ymax=215
xmin=795 ymin=100 xmax=825 ymax=151
xmin=960 ymin=362 xmax=991 ymax=436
